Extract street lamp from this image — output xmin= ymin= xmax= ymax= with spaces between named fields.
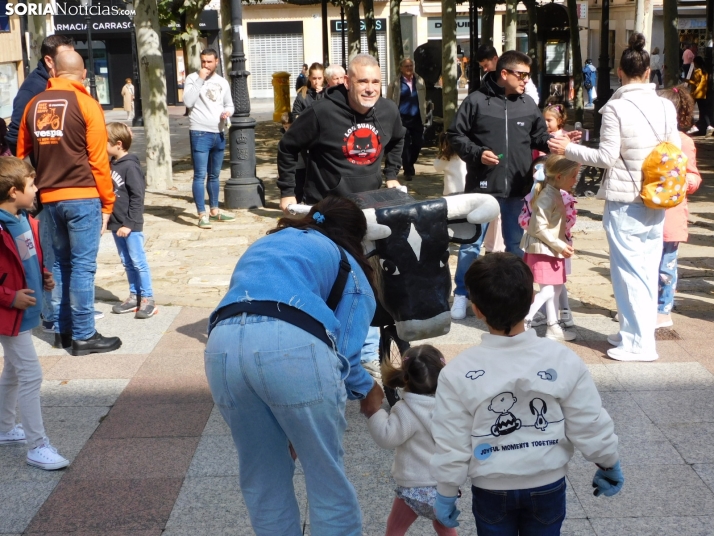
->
xmin=123 ymin=0 xmax=144 ymax=126
xmin=79 ymin=0 xmax=98 ymax=100
xmin=223 ymin=0 xmax=264 ymax=208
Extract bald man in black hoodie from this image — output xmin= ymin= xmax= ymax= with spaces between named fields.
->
xmin=278 ymin=54 xmax=405 ymax=213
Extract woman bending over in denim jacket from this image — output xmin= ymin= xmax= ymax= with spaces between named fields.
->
xmin=204 ymin=196 xmax=383 ymax=536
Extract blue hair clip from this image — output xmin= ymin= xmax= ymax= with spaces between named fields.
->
xmin=313 ymin=212 xmax=325 ymax=224
xmin=533 ymin=163 xmax=545 ymax=183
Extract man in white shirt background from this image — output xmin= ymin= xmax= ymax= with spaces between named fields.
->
xmin=183 ymin=48 xmax=235 ymax=229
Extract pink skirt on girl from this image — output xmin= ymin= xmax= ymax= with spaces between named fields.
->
xmin=524 ymin=253 xmax=567 ymax=285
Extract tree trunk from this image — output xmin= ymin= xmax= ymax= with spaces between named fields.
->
xmin=663 ymin=0 xmax=679 ymax=88
xmin=441 ymin=0 xmax=458 ymax=127
xmin=566 ymin=0 xmax=584 ymax=123
xmin=134 ymin=0 xmax=173 ymax=189
xmin=389 ymin=0 xmax=404 ymax=76
xmin=363 ymin=0 xmax=379 ymax=62
xmin=524 ymin=0 xmax=539 ymax=95
xmin=504 ymin=0 xmax=517 ymax=51
xmin=27 ymin=13 xmax=47 ymax=66
xmin=481 ymin=2 xmax=495 ymax=47
xmin=220 ymin=0 xmax=232 ymax=78
xmin=634 ymin=0 xmax=645 ymax=33
xmin=346 ymin=0 xmax=362 ymax=61
xmin=182 ymin=1 xmax=208 ymax=75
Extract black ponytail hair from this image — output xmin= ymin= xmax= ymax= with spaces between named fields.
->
xmin=382 ymin=344 xmax=445 ymax=396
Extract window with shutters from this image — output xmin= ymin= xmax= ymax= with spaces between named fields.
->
xmin=248 ymin=32 xmax=304 ymax=98
xmin=330 ymin=32 xmax=389 ymax=93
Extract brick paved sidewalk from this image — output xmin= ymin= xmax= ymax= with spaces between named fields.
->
xmin=1 ymin=304 xmax=713 ymax=535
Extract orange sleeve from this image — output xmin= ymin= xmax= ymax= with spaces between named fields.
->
xmin=79 ymin=95 xmax=115 ymax=214
xmin=16 ymin=98 xmax=35 ymax=160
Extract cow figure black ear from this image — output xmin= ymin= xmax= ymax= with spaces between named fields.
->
xmin=447 ymin=220 xmax=481 ymax=245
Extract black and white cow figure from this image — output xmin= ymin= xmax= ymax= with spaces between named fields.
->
xmin=288 ymin=190 xmax=499 ymax=342
xmin=357 ymin=191 xmax=499 ymax=341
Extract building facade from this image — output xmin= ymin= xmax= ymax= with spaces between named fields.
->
xmin=0 ymin=10 xmax=25 ymax=120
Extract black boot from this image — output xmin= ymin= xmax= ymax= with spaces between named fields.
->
xmin=53 ymin=333 xmax=72 ymax=349
xmin=71 ymin=332 xmax=122 ymax=356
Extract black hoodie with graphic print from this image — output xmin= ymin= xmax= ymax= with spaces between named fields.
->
xmin=277 ymin=84 xmax=405 ymax=203
xmin=447 ymin=71 xmax=551 ymax=198
xmin=108 ymin=153 xmax=145 ymax=232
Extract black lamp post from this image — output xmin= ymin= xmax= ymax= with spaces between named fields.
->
xmin=79 ymin=0 xmax=98 ymax=100
xmin=123 ymin=0 xmax=143 ymax=126
xmin=593 ymin=0 xmax=612 ymax=137
xmin=223 ymin=0 xmax=264 ymax=208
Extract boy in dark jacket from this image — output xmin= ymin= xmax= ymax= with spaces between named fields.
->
xmin=0 ymin=157 xmax=69 ymax=470
xmin=106 ymin=123 xmax=157 ymax=319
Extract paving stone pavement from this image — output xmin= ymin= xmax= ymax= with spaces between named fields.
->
xmin=1 ymin=115 xmax=713 ymax=535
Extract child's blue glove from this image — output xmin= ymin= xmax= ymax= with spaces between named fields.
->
xmin=434 ymin=492 xmax=460 ymax=528
xmin=592 ymin=460 xmax=624 ymax=497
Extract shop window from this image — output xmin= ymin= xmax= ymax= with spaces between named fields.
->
xmin=0 ymin=0 xmax=9 ymax=32
xmin=247 ymin=32 xmax=304 ymax=97
xmin=74 ymin=39 xmax=112 ymax=106
xmin=0 ymin=63 xmax=19 ymax=118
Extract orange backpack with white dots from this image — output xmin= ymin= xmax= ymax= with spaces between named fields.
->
xmin=622 ymin=100 xmax=688 ymax=209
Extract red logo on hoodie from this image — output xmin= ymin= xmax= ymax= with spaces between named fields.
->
xmin=343 ymin=124 xmax=382 ymax=166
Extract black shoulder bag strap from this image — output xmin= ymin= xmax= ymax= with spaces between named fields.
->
xmin=326 ymin=245 xmax=351 ymax=311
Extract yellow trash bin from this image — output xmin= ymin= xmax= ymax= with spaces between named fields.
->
xmin=272 ymin=72 xmax=291 ymax=122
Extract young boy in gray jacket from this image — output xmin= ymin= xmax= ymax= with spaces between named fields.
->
xmin=430 ymin=253 xmax=623 ymax=534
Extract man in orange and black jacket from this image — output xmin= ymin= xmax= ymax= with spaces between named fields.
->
xmin=17 ymin=50 xmax=122 ymax=357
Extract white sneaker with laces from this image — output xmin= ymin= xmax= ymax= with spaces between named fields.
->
xmin=0 ymin=424 xmax=26 ymax=445
xmin=687 ymin=125 xmax=699 ymax=135
xmin=545 ymin=323 xmax=576 ymax=342
xmin=531 ymin=311 xmax=547 ymax=327
xmin=451 ymin=295 xmax=469 ymax=320
xmin=27 ymin=441 xmax=69 ymax=470
xmin=559 ymin=309 xmax=575 ymax=328
xmin=607 ymin=347 xmax=658 ymax=362
xmin=607 ymin=333 xmax=622 ymax=347
xmin=707 ymin=126 xmax=714 ymax=137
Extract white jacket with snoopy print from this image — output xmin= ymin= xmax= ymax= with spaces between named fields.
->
xmin=430 ymin=329 xmax=619 ymax=495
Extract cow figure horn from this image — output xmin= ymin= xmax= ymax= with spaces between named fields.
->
xmin=443 ymin=194 xmax=500 ymax=224
xmin=363 ymin=208 xmax=392 ymax=241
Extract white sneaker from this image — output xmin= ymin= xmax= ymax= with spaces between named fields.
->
xmin=656 ymin=313 xmax=673 ymax=329
xmin=559 ymin=309 xmax=575 ymax=328
xmin=546 ymin=323 xmax=576 ymax=342
xmin=706 ymin=126 xmax=714 ymax=137
xmin=450 ymin=295 xmax=469 ymax=320
xmin=0 ymin=424 xmax=26 ymax=445
xmin=531 ymin=311 xmax=547 ymax=327
xmin=361 ymin=360 xmax=382 ymax=384
xmin=607 ymin=347 xmax=658 ymax=362
xmin=687 ymin=125 xmax=700 ymax=135
xmin=27 ymin=441 xmax=69 ymax=470
xmin=607 ymin=333 xmax=622 ymax=347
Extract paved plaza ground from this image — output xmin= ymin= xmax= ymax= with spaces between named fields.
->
xmin=1 ymin=104 xmax=714 ymax=535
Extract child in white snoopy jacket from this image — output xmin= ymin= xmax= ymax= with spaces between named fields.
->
xmin=429 ymin=253 xmax=622 ymax=533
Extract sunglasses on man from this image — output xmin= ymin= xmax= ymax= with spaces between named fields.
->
xmin=505 ymin=69 xmax=531 ymax=81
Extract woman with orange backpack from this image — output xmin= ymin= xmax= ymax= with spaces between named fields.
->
xmin=549 ymin=33 xmax=681 ymax=363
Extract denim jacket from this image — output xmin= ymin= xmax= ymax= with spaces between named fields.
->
xmin=211 ymin=228 xmax=376 ymax=399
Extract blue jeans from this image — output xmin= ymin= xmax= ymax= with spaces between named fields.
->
xmin=454 ymin=197 xmax=524 ymax=296
xmin=586 ymin=87 xmax=593 ymax=105
xmin=360 ymin=326 xmax=380 ymax=363
xmin=604 ymin=201 xmax=664 ymax=353
xmin=47 ymin=199 xmax=101 ymax=340
xmin=190 ymin=130 xmax=226 ymax=214
xmin=112 ymin=231 xmax=153 ymax=298
xmin=658 ymin=241 xmax=679 ymax=314
xmin=471 ymin=478 xmax=566 ymax=536
xmin=37 ymin=209 xmax=59 ymax=324
xmin=454 ymin=222 xmax=489 ymax=297
xmin=204 ymin=314 xmax=362 ymax=536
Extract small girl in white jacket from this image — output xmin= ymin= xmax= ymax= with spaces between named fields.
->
xmin=434 ymin=133 xmax=466 ymax=196
xmin=365 ymin=345 xmax=457 ymax=536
